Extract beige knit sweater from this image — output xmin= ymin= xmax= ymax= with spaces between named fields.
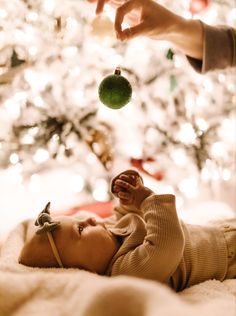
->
xmin=105 ymin=194 xmax=233 ymax=292
xmin=187 ymin=22 xmax=236 ymax=73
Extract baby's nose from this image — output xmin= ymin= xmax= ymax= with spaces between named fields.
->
xmin=80 ymin=217 xmax=97 ymax=226
xmin=85 ymin=217 xmax=97 ymax=226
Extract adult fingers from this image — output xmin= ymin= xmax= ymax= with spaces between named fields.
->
xmin=96 ymin=0 xmax=107 ymax=14
xmin=119 ymin=22 xmax=146 ymax=40
xmin=115 ymin=0 xmax=141 ymax=34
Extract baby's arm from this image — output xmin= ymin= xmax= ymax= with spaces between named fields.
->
xmin=110 ymin=177 xmax=185 ymax=284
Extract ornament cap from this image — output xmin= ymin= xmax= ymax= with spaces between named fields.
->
xmin=114 ymin=67 xmax=121 ymax=75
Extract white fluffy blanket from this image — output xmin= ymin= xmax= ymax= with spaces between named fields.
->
xmin=0 ymin=221 xmax=235 ymax=316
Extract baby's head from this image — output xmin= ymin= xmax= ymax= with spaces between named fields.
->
xmin=19 ymin=203 xmax=119 ymax=274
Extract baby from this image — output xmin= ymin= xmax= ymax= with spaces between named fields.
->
xmin=19 ymin=169 xmax=236 ymax=291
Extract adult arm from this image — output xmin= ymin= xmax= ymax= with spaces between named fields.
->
xmin=187 ymin=22 xmax=236 ymax=73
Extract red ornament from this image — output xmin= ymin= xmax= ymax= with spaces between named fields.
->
xmin=54 ymin=201 xmax=113 ymax=218
xmin=130 ymin=157 xmax=165 ymax=181
xmin=189 ymin=0 xmax=210 ymax=14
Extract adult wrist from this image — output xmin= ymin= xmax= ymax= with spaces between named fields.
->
xmin=166 ymin=17 xmax=203 ymax=60
xmin=163 ymin=14 xmax=186 ymax=42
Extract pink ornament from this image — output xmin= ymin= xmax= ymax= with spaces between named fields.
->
xmin=189 ymin=0 xmax=210 ymax=14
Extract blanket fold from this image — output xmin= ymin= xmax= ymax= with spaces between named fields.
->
xmin=0 ymin=222 xmax=235 ymax=316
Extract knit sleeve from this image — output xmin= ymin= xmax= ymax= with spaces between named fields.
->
xmin=112 ymin=202 xmax=144 ymax=220
xmin=111 ymin=194 xmax=185 ymax=283
xmin=187 ymin=22 xmax=236 ymax=73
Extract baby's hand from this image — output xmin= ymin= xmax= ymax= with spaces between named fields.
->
xmin=111 ymin=170 xmax=153 ymax=209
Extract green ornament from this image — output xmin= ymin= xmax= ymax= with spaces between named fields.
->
xmin=166 ymin=48 xmax=174 ymax=60
xmin=98 ymin=67 xmax=132 ymax=109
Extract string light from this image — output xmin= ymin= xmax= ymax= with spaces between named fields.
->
xmin=211 ymin=142 xmax=226 ymax=158
xmin=227 ymin=8 xmax=236 ymax=25
xmin=202 ymin=77 xmax=214 ymax=92
xmin=26 ymin=12 xmax=39 ymax=22
xmin=171 ymin=149 xmax=188 ymax=167
xmin=70 ymin=175 xmax=85 ymax=193
xmin=201 ymin=167 xmax=211 ymax=182
xmin=92 ymin=178 xmax=109 ymax=201
xmin=4 ymin=99 xmax=21 ymax=119
xmin=218 ymin=73 xmax=226 ymax=83
xmin=33 ymin=96 xmax=45 ymax=108
xmin=196 ymin=118 xmax=208 ymax=131
xmin=222 ymin=169 xmax=231 ymax=181
xmin=28 ymin=46 xmax=38 ymax=57
xmin=9 ymin=153 xmax=19 ymax=165
xmin=196 ymin=95 xmax=207 ymax=107
xmin=179 ymin=178 xmax=198 ymax=199
xmin=43 ymin=0 xmax=56 ymax=14
xmin=0 ymin=9 xmax=7 ymax=19
xmin=177 ymin=123 xmax=196 ymax=144
xmin=62 ymin=46 xmax=78 ymax=58
xmin=24 ymin=69 xmax=52 ymax=92
xmin=28 ymin=174 xmax=41 ymax=193
xmin=33 ymin=148 xmax=50 ymax=164
xmin=21 ymin=134 xmax=34 ymax=145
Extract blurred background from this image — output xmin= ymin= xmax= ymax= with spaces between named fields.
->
xmin=0 ymin=0 xmax=235 ymax=241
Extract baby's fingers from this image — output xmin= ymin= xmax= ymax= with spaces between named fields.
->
xmin=135 ymin=176 xmax=143 ymax=187
xmin=119 ymin=174 xmax=136 ymax=185
xmin=112 ymin=184 xmax=119 ymax=193
xmin=115 ymin=179 xmax=134 ymax=192
xmin=118 ymin=191 xmax=131 ymax=200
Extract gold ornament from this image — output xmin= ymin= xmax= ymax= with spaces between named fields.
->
xmin=85 ymin=122 xmax=114 ymax=170
xmin=90 ymin=15 xmax=115 ymax=40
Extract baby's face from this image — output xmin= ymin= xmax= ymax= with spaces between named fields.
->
xmin=20 ymin=216 xmax=119 ymax=274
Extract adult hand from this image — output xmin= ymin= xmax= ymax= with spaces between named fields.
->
xmin=114 ymin=0 xmax=203 ymax=60
xmin=115 ymin=0 xmax=181 ymax=41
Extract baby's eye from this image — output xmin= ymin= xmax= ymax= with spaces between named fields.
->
xmin=78 ymin=225 xmax=84 ymax=234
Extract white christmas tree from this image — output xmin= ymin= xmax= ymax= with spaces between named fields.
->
xmin=0 ymin=0 xmax=235 ymax=215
